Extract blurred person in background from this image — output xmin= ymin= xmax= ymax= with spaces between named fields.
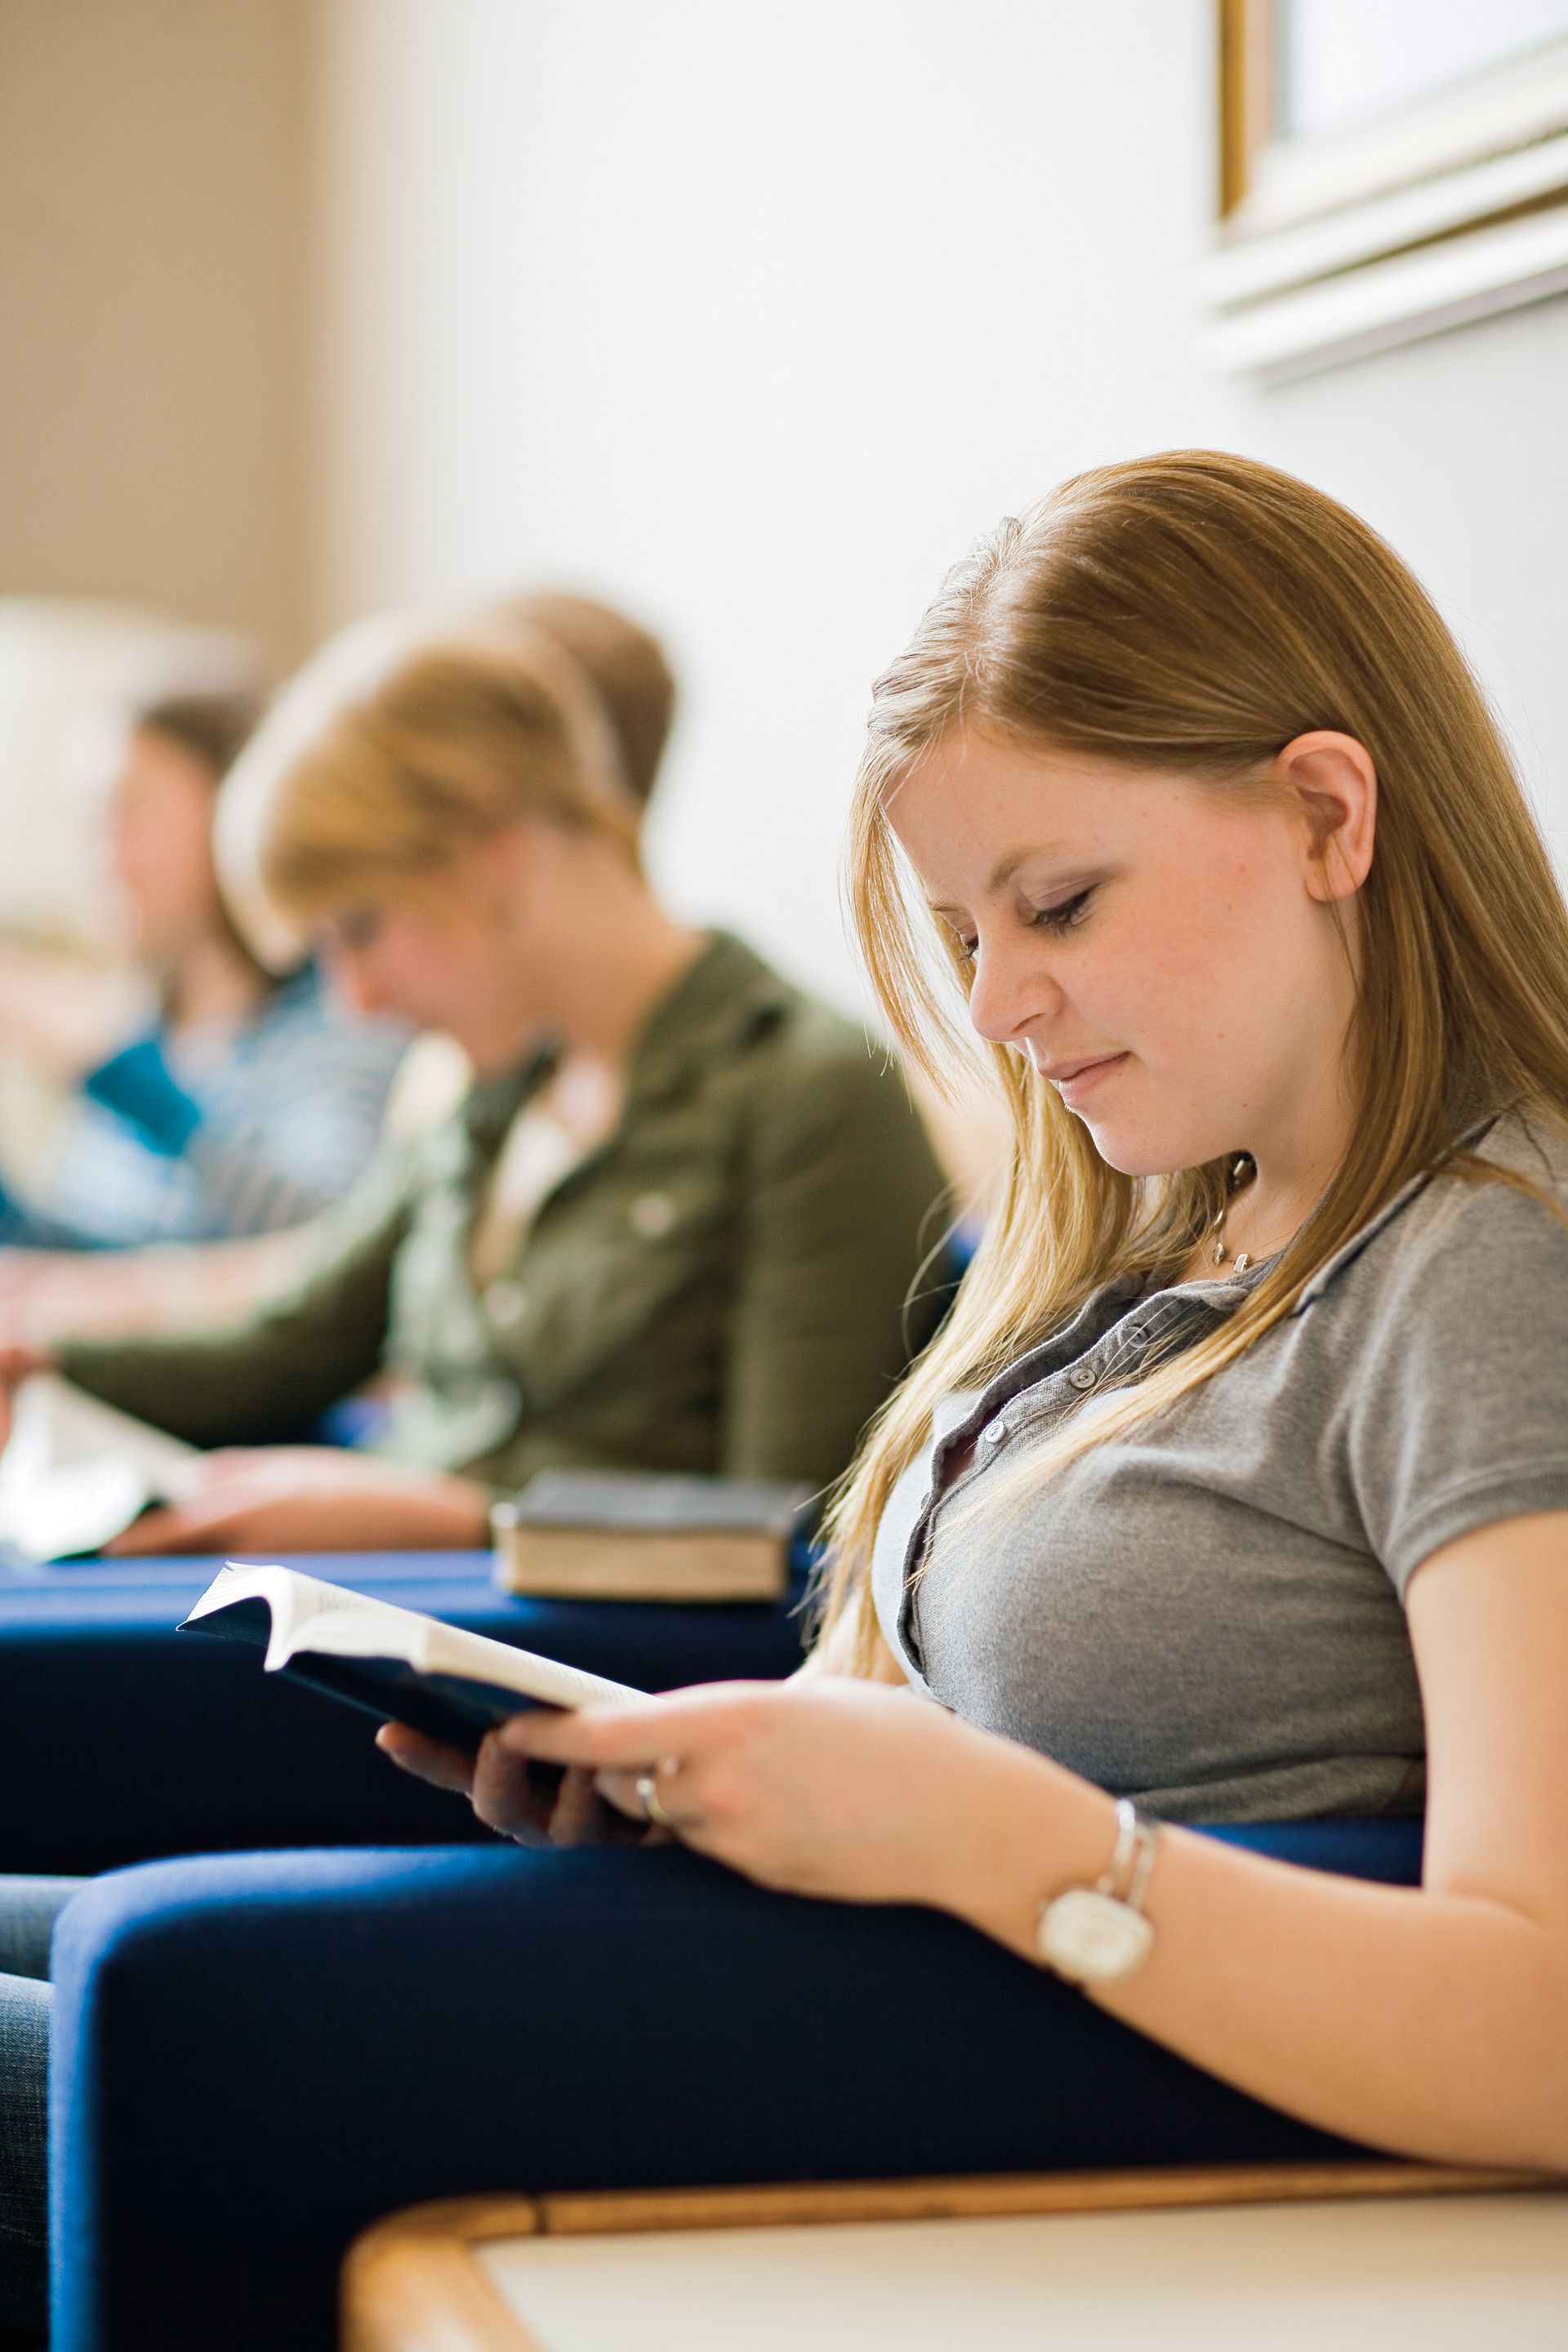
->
xmin=0 ymin=594 xmax=684 ymax=1344
xmin=0 ymin=690 xmax=408 ymax=1251
xmin=0 ymin=605 xmax=947 ymax=1552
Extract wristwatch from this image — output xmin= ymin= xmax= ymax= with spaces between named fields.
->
xmin=1035 ymin=1799 xmax=1159 ymax=1984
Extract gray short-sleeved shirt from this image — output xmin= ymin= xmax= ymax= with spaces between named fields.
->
xmin=871 ymin=1111 xmax=1568 ymax=1824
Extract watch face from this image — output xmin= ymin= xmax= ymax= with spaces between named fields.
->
xmin=1036 ymin=1888 xmax=1155 ymax=1984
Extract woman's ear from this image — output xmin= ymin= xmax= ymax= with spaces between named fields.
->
xmin=468 ymin=821 xmax=536 ymax=924
xmin=1274 ymin=730 xmax=1377 ymax=904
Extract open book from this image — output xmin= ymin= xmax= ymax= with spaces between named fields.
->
xmin=179 ymin=1562 xmax=641 ymax=1749
xmin=0 ymin=1372 xmax=203 ymax=1562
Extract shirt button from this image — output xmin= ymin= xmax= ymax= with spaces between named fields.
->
xmin=629 ymin=1190 xmax=676 ymax=1239
xmin=979 ymin=1419 xmax=1007 ymax=1449
xmin=1068 ymin=1365 xmax=1097 ymax=1392
xmin=483 ymin=1277 xmax=527 ymax=1328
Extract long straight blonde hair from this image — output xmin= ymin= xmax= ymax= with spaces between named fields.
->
xmin=817 ymin=451 xmax=1568 ymax=1662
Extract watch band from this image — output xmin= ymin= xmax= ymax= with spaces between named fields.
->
xmin=1099 ymin=1797 xmax=1159 ymax=1909
xmin=1034 ymin=1799 xmax=1160 ymax=1986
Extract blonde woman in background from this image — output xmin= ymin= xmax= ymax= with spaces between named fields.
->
xmin=0 ymin=604 xmax=946 ymax=1552
xmin=390 ymin=453 xmax=1568 ymax=2180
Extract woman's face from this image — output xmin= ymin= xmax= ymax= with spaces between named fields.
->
xmin=108 ymin=728 xmax=221 ymax=960
xmin=318 ymin=889 xmax=517 ymax=1067
xmin=315 ymin=831 xmax=559 ymax=1071
xmin=885 ymin=726 xmax=1369 ymax=1180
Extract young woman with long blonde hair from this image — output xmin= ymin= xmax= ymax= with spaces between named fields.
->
xmin=391 ymin=451 xmax=1568 ymax=2178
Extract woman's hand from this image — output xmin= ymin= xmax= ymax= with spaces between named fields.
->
xmin=492 ymin=1676 xmax=1096 ymax=1914
xmin=103 ymin=1446 xmax=491 ymax=1555
xmin=376 ymin=1721 xmax=651 ymax=1847
xmin=0 ymin=1343 xmax=55 ymax=1449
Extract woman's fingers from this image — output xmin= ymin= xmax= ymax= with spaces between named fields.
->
xmin=546 ymin=1766 xmax=613 ymax=1845
xmin=595 ymin=1766 xmax=656 ymax=1821
xmin=498 ymin=1683 xmax=768 ymax=1772
xmin=469 ymin=1723 xmax=565 ymax=1837
xmin=375 ymin=1721 xmax=477 ymax=1794
xmin=103 ymin=1504 xmax=211 ymax=1555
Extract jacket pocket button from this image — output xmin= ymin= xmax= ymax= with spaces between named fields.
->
xmin=629 ymin=1191 xmax=676 ymax=1238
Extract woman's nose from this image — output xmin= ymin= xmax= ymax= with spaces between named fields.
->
xmin=966 ymin=937 xmax=1062 ymax=1047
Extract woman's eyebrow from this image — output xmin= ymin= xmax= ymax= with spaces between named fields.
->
xmin=987 ymin=844 xmax=1076 ymax=892
xmin=925 ymin=848 xmax=1093 ymax=917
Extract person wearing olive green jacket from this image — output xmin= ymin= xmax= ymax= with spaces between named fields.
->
xmin=0 ymin=612 xmax=945 ymax=1554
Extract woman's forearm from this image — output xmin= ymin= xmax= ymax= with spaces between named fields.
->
xmin=932 ymin=1734 xmax=1568 ymax=2172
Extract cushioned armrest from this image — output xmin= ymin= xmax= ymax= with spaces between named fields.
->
xmin=50 ymin=1822 xmax=1406 ymax=2351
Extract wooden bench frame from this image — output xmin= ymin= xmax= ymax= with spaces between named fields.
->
xmin=341 ymin=2160 xmax=1552 ymax=2351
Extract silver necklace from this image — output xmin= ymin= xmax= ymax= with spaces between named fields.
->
xmin=1210 ymin=1152 xmax=1258 ymax=1272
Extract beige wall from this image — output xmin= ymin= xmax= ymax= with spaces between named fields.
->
xmin=0 ymin=0 xmax=310 ymax=662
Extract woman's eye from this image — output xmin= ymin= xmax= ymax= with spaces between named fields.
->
xmin=336 ymin=906 xmax=384 ymax=952
xmin=1028 ymin=889 xmax=1093 ymax=936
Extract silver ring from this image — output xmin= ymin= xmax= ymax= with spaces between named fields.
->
xmin=635 ymin=1769 xmax=677 ymax=1829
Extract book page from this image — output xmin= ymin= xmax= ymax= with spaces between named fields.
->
xmin=0 ymin=1370 xmax=202 ymax=1560
xmin=187 ymin=1563 xmax=641 ymax=1708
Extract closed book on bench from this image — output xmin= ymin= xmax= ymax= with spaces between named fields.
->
xmin=492 ymin=1470 xmax=812 ymax=1602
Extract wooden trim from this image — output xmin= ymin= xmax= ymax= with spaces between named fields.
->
xmin=341 ymin=2200 xmax=541 ymax=2352
xmin=1218 ymin=0 xmax=1274 ymax=216
xmin=535 ymin=2158 xmax=1550 ymax=2238
xmin=342 ymin=2161 xmax=1558 ymax=2347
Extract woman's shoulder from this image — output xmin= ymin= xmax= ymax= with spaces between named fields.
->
xmin=1416 ymin=1105 xmax=1568 ymax=1249
xmin=1327 ymin=1107 xmax=1568 ymax=1594
xmin=691 ymin=931 xmax=902 ymax=1094
xmin=669 ymin=935 xmax=938 ymax=1185
xmin=1322 ymin=1103 xmax=1568 ymax=1334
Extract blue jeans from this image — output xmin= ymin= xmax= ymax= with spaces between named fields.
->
xmin=0 ymin=1879 xmax=83 ymax=2340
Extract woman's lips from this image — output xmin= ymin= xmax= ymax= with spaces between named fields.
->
xmin=1038 ymin=1051 xmax=1129 ymax=1108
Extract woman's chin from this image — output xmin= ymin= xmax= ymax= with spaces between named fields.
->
xmin=1075 ymin=1114 xmax=1191 ymax=1182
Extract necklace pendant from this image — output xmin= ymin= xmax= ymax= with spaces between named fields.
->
xmin=1234 ymin=1250 xmax=1252 ymax=1275
xmin=1212 ymin=1237 xmax=1226 ymax=1265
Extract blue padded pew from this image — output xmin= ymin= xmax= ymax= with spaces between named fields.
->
xmin=0 ymin=1550 xmax=808 ymax=1873
xmin=48 ymin=1819 xmax=1423 ymax=2352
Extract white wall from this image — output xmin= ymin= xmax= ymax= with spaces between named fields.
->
xmin=310 ymin=0 xmax=1568 ymax=1009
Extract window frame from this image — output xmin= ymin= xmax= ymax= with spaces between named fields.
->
xmin=1208 ymin=0 xmax=1568 ymax=379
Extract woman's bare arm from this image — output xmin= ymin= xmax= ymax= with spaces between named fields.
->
xmin=492 ymin=1508 xmax=1568 ymax=2173
xmin=950 ymin=1509 xmax=1568 ymax=2171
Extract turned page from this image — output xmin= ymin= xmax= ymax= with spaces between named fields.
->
xmin=185 ymin=1563 xmax=639 ymax=1708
